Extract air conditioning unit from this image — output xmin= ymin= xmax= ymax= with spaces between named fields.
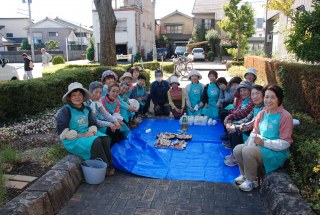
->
xmin=267 ymin=34 xmax=273 ymax=42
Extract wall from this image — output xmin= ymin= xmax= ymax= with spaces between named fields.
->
xmin=140 ymin=0 xmax=155 ymax=58
xmin=0 ymin=50 xmax=85 ymax=63
xmin=160 ymin=13 xmax=193 ymax=35
xmin=0 ymin=18 xmax=29 ymax=38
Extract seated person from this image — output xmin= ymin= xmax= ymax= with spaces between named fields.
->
xmin=119 ymin=82 xmax=137 ymax=128
xmin=201 ymin=70 xmax=220 ymax=118
xmin=101 ymin=70 xmax=118 ymax=97
xmin=224 ymin=85 xmax=265 ymax=167
xmin=120 ymin=72 xmax=134 ymax=98
xmin=85 ymin=81 xmax=123 ymax=146
xmin=131 ymin=74 xmax=149 ymax=117
xmin=233 ymin=84 xmax=293 ymax=192
xmin=184 ymin=69 xmax=204 ymax=116
xmin=244 ymin=68 xmax=257 ymax=84
xmin=55 ymin=82 xmax=114 ymax=176
xmin=167 ymin=76 xmax=185 ymax=119
xmin=150 ymin=69 xmax=170 ymax=116
xmin=130 ymin=66 xmax=142 ymax=88
xmin=100 ymin=83 xmax=130 ymax=143
xmin=216 ymin=76 xmax=242 ymax=108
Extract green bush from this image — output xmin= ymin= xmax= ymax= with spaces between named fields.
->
xmin=0 ymin=65 xmax=151 ymax=122
xmin=52 ymin=55 xmax=66 ymax=65
xmin=0 ymin=147 xmax=20 ymax=164
xmin=0 ymin=168 xmax=6 ymax=207
xmin=227 ymin=65 xmax=246 ymax=77
xmin=221 ymin=44 xmax=237 ymax=56
xmin=162 ymin=63 xmax=174 ymax=74
xmin=207 ymin=51 xmax=215 ymax=61
xmin=43 ymin=144 xmax=68 ymax=165
xmin=86 ymin=38 xmax=95 ymax=61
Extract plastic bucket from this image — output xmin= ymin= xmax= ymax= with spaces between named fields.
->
xmin=81 ymin=158 xmax=108 ymax=185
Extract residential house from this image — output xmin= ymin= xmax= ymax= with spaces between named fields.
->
xmin=264 ymin=0 xmax=313 ymax=57
xmin=159 ymin=10 xmax=193 ymax=47
xmin=0 ymin=18 xmax=29 ymax=51
xmin=92 ymin=0 xmax=156 ymax=62
xmin=192 ymin=0 xmax=228 ymax=35
xmin=24 ymin=17 xmax=93 ymax=52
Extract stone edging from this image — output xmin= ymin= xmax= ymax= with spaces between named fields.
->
xmin=260 ymin=169 xmax=315 ymax=215
xmin=0 ymin=155 xmax=83 ymax=215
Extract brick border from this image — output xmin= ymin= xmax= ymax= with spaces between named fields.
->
xmin=260 ymin=169 xmax=315 ymax=215
xmin=0 ymin=155 xmax=83 ymax=215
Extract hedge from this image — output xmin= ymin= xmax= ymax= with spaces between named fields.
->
xmin=244 ymin=56 xmax=320 ymax=121
xmin=0 ymin=65 xmax=150 ymax=123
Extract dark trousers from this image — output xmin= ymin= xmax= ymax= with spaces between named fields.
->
xmin=154 ymin=104 xmax=170 ymax=116
xmin=218 ymin=108 xmax=230 ymax=133
xmin=229 ymin=130 xmax=251 ymax=149
xmin=103 ymin=127 xmax=124 ymax=147
xmin=91 ymin=136 xmax=112 ymax=166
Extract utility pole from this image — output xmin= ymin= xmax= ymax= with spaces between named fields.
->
xmin=152 ymin=0 xmax=156 ymax=61
xmin=23 ymin=0 xmax=35 ymax=61
xmin=80 ymin=23 xmax=83 ymax=50
xmin=138 ymin=0 xmax=142 ymax=53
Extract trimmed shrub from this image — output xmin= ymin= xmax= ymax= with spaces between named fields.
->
xmin=0 ymin=65 xmax=150 ymax=123
xmin=207 ymin=51 xmax=215 ymax=61
xmin=162 ymin=63 xmax=174 ymax=74
xmin=52 ymin=55 xmax=65 ymax=65
xmin=86 ymin=38 xmax=95 ymax=61
xmin=228 ymin=65 xmax=246 ymax=78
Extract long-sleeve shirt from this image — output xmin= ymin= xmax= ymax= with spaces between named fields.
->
xmin=184 ymin=83 xmax=204 ymax=109
xmin=234 ymin=103 xmax=264 ymax=133
xmin=55 ymin=103 xmax=97 ymax=135
xmin=253 ymin=105 xmax=293 ymax=151
xmin=201 ymin=82 xmax=219 ymax=105
xmin=167 ymin=87 xmax=185 ymax=109
xmin=217 ymin=86 xmax=236 ymax=105
xmin=42 ymin=52 xmax=52 ymax=65
xmin=150 ymin=80 xmax=170 ymax=105
xmin=227 ymin=98 xmax=255 ymax=121
xmin=85 ymin=100 xmax=117 ymax=128
xmin=131 ymin=85 xmax=148 ymax=102
xmin=23 ymin=57 xmax=33 ymax=71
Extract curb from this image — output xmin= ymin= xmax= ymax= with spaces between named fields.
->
xmin=260 ymin=169 xmax=315 ymax=215
xmin=0 ymin=155 xmax=83 ymax=215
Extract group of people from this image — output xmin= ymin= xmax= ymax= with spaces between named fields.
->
xmin=56 ymin=66 xmax=293 ymax=192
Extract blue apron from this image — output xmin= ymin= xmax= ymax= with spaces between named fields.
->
xmin=135 ymin=86 xmax=146 ymax=106
xmin=201 ymin=83 xmax=220 ymax=118
xmin=86 ymin=101 xmax=111 ymax=134
xmin=242 ymin=105 xmax=264 ymax=142
xmin=102 ymin=85 xmax=108 ymax=97
xmin=258 ymin=113 xmax=290 ymax=174
xmin=240 ymin=97 xmax=250 ymax=109
xmin=62 ymin=104 xmax=106 ymax=160
xmin=119 ymin=94 xmax=134 ymax=123
xmin=103 ymin=97 xmax=130 ymax=137
xmin=188 ymin=83 xmax=203 ymax=116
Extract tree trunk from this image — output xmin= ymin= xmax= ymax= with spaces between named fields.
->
xmin=94 ymin=0 xmax=117 ymax=66
xmin=237 ymin=26 xmax=241 ymax=62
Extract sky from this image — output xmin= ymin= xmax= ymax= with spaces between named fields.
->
xmin=1 ymin=0 xmax=265 ymax=27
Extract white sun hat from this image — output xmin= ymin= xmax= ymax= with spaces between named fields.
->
xmin=188 ymin=69 xmax=202 ymax=80
xmin=62 ymin=82 xmax=91 ymax=102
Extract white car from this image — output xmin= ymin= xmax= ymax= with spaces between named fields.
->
xmin=192 ymin=48 xmax=205 ymax=61
xmin=0 ymin=59 xmax=20 ymax=81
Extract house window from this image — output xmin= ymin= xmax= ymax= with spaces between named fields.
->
xmin=6 ymin=33 xmax=13 ymax=37
xmin=48 ymin=32 xmax=58 ymax=37
xmin=33 ymin=32 xmax=43 ymax=43
xmin=166 ymin=25 xmax=182 ymax=34
xmin=116 ymin=20 xmax=127 ymax=32
xmin=203 ymin=19 xmax=214 ymax=30
xmin=75 ymin=32 xmax=87 ymax=37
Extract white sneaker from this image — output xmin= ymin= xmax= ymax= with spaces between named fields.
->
xmin=234 ymin=175 xmax=246 ymax=185
xmin=239 ymin=179 xmax=259 ymax=192
xmin=224 ymin=153 xmax=233 ymax=160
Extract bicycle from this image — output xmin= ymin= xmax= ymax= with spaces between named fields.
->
xmin=173 ymin=55 xmax=193 ymax=77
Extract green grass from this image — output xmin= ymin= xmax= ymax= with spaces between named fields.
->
xmin=0 ymin=147 xmax=21 ymax=164
xmin=0 ymin=168 xmax=7 ymax=207
xmin=42 ymin=64 xmax=67 ymax=76
xmin=42 ymin=144 xmax=68 ymax=165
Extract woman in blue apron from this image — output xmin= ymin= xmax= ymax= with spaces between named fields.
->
xmin=184 ymin=69 xmax=204 ymax=116
xmin=101 ymin=70 xmax=118 ymax=97
xmin=56 ymin=82 xmax=115 ymax=176
xmin=224 ymin=85 xmax=265 ymax=167
xmin=120 ymin=72 xmax=134 ymax=99
xmin=118 ymin=82 xmax=136 ymax=126
xmin=233 ymin=85 xmax=293 ymax=192
xmin=100 ymin=83 xmax=130 ymax=142
xmin=201 ymin=70 xmax=220 ymax=118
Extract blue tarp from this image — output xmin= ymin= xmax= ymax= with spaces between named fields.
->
xmin=111 ymin=119 xmax=239 ymax=183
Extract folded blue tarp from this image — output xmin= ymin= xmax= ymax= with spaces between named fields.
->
xmin=111 ymin=119 xmax=240 ymax=183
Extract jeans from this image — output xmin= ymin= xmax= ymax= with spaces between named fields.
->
xmin=25 ymin=70 xmax=33 ymax=79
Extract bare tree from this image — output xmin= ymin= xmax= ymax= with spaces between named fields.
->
xmin=94 ymin=0 xmax=117 ymax=66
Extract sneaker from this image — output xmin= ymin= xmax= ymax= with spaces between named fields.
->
xmin=220 ymin=134 xmax=229 ymax=140
xmin=224 ymin=156 xmax=238 ymax=167
xmin=224 ymin=153 xmax=233 ymax=160
xmin=235 ymin=175 xmax=246 ymax=185
xmin=239 ymin=179 xmax=259 ymax=192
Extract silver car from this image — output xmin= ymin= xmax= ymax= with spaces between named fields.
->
xmin=192 ymin=48 xmax=205 ymax=61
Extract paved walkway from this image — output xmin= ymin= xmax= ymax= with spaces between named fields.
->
xmin=59 ymin=171 xmax=267 ymax=215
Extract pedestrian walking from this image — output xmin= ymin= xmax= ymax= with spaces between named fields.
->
xmin=41 ymin=48 xmax=52 ymax=67
xmin=22 ymin=53 xmax=33 ymax=79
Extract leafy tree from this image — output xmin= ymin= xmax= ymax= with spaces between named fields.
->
xmin=86 ymin=37 xmax=95 ymax=61
xmin=94 ymin=0 xmax=117 ymax=66
xmin=20 ymin=38 xmax=31 ymax=50
xmin=264 ymin=0 xmax=295 ymax=18
xmin=192 ymin=26 xmax=206 ymax=42
xmin=45 ymin=40 xmax=60 ymax=50
xmin=205 ymin=29 xmax=221 ymax=57
xmin=218 ymin=0 xmax=255 ymax=61
xmin=156 ymin=35 xmax=169 ymax=48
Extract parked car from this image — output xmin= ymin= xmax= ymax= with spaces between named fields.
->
xmin=174 ymin=46 xmax=186 ymax=56
xmin=192 ymin=48 xmax=205 ymax=61
xmin=0 ymin=59 xmax=19 ymax=81
xmin=157 ymin=48 xmax=168 ymax=60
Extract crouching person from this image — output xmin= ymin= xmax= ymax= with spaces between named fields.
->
xmin=56 ymin=82 xmax=115 ymax=176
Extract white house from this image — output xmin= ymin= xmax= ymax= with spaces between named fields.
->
xmin=0 ymin=18 xmax=29 ymax=51
xmin=92 ymin=0 xmax=156 ymax=62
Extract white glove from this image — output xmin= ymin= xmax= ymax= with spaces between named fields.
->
xmin=59 ymin=128 xmax=69 ymax=140
xmin=88 ymin=126 xmax=98 ymax=135
xmin=65 ymin=130 xmax=78 ymax=140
